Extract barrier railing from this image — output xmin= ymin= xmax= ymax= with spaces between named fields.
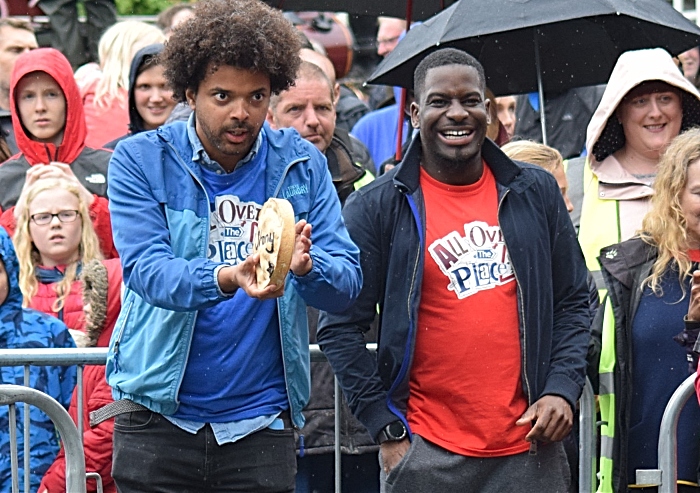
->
xmin=0 ymin=385 xmax=86 ymax=493
xmin=635 ymin=373 xmax=697 ymax=493
xmin=0 ymin=347 xmax=598 ymax=493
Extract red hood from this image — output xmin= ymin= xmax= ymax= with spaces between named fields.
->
xmin=10 ymin=48 xmax=86 ymax=165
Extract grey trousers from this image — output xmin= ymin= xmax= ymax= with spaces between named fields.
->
xmin=380 ymin=434 xmax=570 ymax=493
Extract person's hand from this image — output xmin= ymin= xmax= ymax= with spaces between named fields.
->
xmin=380 ymin=438 xmax=410 ymax=475
xmin=687 ymin=271 xmax=700 ymax=321
xmin=515 ymin=395 xmax=573 ymax=442
xmin=14 ymin=163 xmax=95 ymax=219
xmin=290 ymin=219 xmax=312 ymax=276
xmin=47 ymin=162 xmax=95 ymax=207
xmin=217 ymin=253 xmax=283 ymax=300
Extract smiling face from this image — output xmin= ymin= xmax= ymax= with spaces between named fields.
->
xmin=186 ymin=64 xmax=270 ymax=173
xmin=134 ymin=64 xmax=175 ymax=130
xmin=28 ymin=187 xmax=82 ymax=267
xmin=16 ymin=71 xmax=66 ymax=146
xmin=269 ymin=75 xmax=336 ymax=152
xmin=411 ymin=64 xmax=490 ymax=185
xmin=681 ymin=159 xmax=700 ymax=250
xmin=616 ymin=81 xmax=683 ymax=161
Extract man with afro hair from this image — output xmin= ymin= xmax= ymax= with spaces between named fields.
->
xmin=103 ymin=0 xmax=362 ymax=491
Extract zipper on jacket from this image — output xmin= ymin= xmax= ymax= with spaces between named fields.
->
xmin=272 ymin=155 xmax=310 ymax=429
xmin=497 ymin=188 xmax=533 ymax=405
xmin=384 ymin=194 xmax=423 ymax=432
xmin=112 ymin=298 xmax=133 ymax=373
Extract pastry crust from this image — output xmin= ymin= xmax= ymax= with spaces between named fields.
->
xmin=255 ymin=198 xmax=295 ymax=288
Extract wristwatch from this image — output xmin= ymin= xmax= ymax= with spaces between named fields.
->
xmin=377 ymin=420 xmax=408 ymax=444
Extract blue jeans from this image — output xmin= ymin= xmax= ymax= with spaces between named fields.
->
xmin=112 ymin=410 xmax=296 ymax=492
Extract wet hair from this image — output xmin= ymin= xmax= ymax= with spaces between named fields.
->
xmin=414 ymin=48 xmax=485 ymax=99
xmin=641 ymin=127 xmax=700 ymax=296
xmin=162 ymin=0 xmax=302 ymax=101
xmin=501 ymin=140 xmax=563 ymax=173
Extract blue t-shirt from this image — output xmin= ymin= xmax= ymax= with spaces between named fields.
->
xmin=628 ymin=267 xmax=700 ymax=485
xmin=174 ymin=135 xmax=287 ymax=422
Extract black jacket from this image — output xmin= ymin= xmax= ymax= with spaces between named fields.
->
xmin=318 ymin=135 xmax=591 ymax=441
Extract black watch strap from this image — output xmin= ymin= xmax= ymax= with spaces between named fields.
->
xmin=377 ymin=420 xmax=407 ymax=444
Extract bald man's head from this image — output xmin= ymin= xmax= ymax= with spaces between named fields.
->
xmin=299 ymin=48 xmax=339 ymax=105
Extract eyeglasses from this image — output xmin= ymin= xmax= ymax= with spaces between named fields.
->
xmin=30 ymin=210 xmax=80 ymax=225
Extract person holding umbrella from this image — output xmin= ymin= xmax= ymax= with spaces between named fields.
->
xmin=318 ymin=47 xmax=590 ymax=493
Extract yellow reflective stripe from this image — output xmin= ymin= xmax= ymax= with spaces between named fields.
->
xmin=599 ymin=300 xmax=616 ymax=374
xmin=353 ymin=170 xmax=375 ymax=190
xmin=597 ymin=299 xmax=617 ymax=493
xmin=578 ymin=163 xmax=620 ymax=273
xmin=598 ymin=456 xmax=614 ymax=493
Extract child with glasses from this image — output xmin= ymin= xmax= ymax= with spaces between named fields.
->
xmin=12 ymin=176 xmax=122 ymax=493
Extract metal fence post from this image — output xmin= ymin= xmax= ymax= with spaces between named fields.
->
xmin=657 ymin=373 xmax=696 ymax=493
xmin=579 ymin=377 xmax=596 ymax=493
xmin=0 ymin=385 xmax=87 ymax=493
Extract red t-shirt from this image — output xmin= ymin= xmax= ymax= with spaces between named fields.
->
xmin=407 ymin=165 xmax=530 ymax=457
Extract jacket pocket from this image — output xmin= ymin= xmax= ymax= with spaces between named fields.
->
xmin=111 ymin=297 xmax=134 ymax=373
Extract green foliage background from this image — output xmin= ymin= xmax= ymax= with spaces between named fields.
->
xmin=115 ymin=0 xmax=183 ymax=16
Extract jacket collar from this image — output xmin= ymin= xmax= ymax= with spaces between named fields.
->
xmin=598 ymin=236 xmax=657 ymax=289
xmin=393 ymin=134 xmax=523 ymax=193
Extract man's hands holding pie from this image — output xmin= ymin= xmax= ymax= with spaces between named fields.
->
xmin=218 ymin=219 xmax=313 ymax=298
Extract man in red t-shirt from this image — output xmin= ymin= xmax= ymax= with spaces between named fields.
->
xmin=318 ymin=48 xmax=590 ymax=492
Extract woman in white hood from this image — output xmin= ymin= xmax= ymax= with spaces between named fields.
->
xmin=579 ymin=48 xmax=700 ymax=283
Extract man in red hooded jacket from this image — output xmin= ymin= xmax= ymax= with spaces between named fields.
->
xmin=0 ymin=48 xmax=115 ymax=258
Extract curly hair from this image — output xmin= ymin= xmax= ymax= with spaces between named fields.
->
xmin=162 ymin=0 xmax=301 ymax=101
xmin=13 ymin=178 xmax=103 ymax=312
xmin=640 ymin=127 xmax=700 ymax=296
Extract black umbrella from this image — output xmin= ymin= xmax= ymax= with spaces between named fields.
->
xmin=368 ymin=0 xmax=700 ymax=144
xmin=369 ymin=0 xmax=700 ymax=94
xmin=261 ymin=0 xmax=458 ymax=21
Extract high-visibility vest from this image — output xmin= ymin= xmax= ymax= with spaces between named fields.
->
xmin=578 ymin=164 xmax=622 ymax=276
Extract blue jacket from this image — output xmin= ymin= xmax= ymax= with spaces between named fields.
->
xmin=106 ymin=122 xmax=362 ymax=427
xmin=318 ymin=136 xmax=590 ymax=441
xmin=0 ymin=227 xmax=76 ymax=492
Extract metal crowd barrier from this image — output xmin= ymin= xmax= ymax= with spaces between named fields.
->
xmin=0 ymin=348 xmax=106 ymax=493
xmin=0 ymin=385 xmax=86 ymax=493
xmin=0 ymin=347 xmax=599 ymax=493
xmin=635 ymin=373 xmax=697 ymax=493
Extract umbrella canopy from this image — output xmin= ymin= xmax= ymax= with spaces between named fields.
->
xmin=261 ymin=0 xmax=458 ymax=21
xmin=368 ymin=0 xmax=700 ymax=96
